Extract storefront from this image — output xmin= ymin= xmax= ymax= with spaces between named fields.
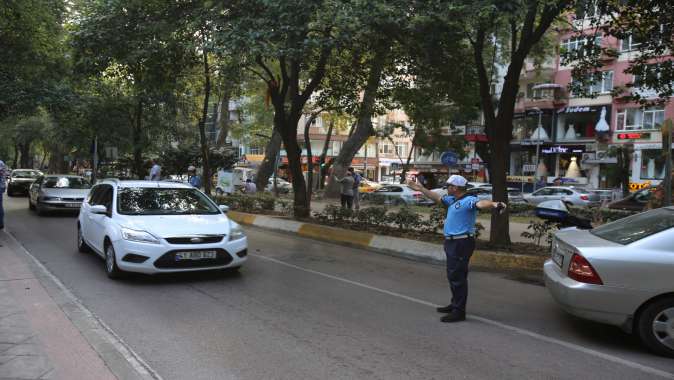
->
xmin=631 ymin=143 xmax=674 ymax=186
xmin=555 ymin=105 xmax=611 ymax=142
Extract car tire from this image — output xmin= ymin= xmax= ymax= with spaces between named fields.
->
xmin=7 ymin=188 xmax=13 ymax=197
xmin=35 ymin=201 xmax=46 ymax=216
xmin=636 ymin=297 xmax=674 ymax=358
xmin=393 ymin=199 xmax=405 ymax=206
xmin=77 ymin=225 xmax=91 ymax=253
xmin=104 ymin=243 xmax=124 ymax=279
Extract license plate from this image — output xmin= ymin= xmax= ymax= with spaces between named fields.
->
xmin=175 ymin=251 xmax=217 ymax=260
xmin=66 ymin=203 xmax=80 ymax=208
xmin=552 ymin=251 xmax=564 ymax=268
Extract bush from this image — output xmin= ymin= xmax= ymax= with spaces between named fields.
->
xmin=521 ymin=220 xmax=554 ymax=246
xmin=355 ymin=206 xmax=388 ymax=226
xmin=314 ymin=204 xmax=355 ymax=224
xmin=507 ymin=202 xmax=536 ymax=215
xmin=567 ymin=205 xmax=636 ymax=225
xmin=428 ymin=205 xmax=446 ymax=233
xmin=387 ymin=206 xmax=423 ymax=231
xmin=255 ymin=193 xmax=276 ymax=211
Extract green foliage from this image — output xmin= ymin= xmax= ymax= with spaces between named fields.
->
xmin=213 ymin=193 xmax=279 ymax=214
xmin=387 ymin=206 xmax=423 ymax=231
xmin=567 ymin=206 xmax=637 ymax=224
xmin=521 ymin=221 xmax=555 ymax=247
xmin=355 ymin=206 xmax=389 ymax=226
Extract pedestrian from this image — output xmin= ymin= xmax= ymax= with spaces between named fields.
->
xmin=0 ymin=159 xmax=10 ymax=230
xmin=187 ymin=166 xmax=202 ymax=189
xmin=244 ymin=178 xmax=257 ymax=193
xmin=349 ymin=167 xmax=362 ymax=210
xmin=408 ymin=175 xmax=506 ymax=323
xmin=149 ymin=159 xmax=161 ymax=181
xmin=334 ymin=170 xmax=355 ymax=210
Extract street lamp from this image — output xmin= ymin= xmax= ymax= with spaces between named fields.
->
xmin=529 ymin=107 xmax=548 ymax=190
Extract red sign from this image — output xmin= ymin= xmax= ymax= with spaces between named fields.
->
xmin=617 ymin=132 xmax=650 ymax=139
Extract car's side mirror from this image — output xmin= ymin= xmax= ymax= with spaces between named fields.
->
xmin=219 ymin=205 xmax=229 ymax=213
xmin=90 ymin=205 xmax=108 ymax=215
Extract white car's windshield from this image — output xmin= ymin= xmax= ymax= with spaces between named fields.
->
xmin=117 ymin=188 xmax=220 ymax=215
xmin=591 ymin=208 xmax=674 ymax=245
xmin=43 ymin=177 xmax=90 ymax=189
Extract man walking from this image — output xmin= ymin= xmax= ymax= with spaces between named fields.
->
xmin=408 ymin=175 xmax=505 ymax=322
xmin=149 ymin=159 xmax=161 ymax=181
xmin=0 ymin=160 xmax=10 ymax=230
xmin=349 ymin=167 xmax=362 ymax=210
xmin=333 ymin=171 xmax=355 ymax=210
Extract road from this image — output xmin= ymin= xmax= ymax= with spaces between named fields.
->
xmin=3 ymin=196 xmax=673 ymax=380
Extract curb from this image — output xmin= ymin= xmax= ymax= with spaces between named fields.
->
xmin=228 ymin=211 xmax=546 ymax=273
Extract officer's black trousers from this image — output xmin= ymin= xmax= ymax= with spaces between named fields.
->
xmin=443 ymin=237 xmax=475 ymax=313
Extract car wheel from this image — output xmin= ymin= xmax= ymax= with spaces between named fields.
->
xmin=7 ymin=188 xmax=13 ymax=197
xmin=104 ymin=243 xmax=124 ymax=279
xmin=636 ymin=297 xmax=674 ymax=357
xmin=393 ymin=198 xmax=405 ymax=206
xmin=36 ymin=201 xmax=46 ymax=216
xmin=77 ymin=225 xmax=91 ymax=253
xmin=28 ymin=198 xmax=35 ymax=211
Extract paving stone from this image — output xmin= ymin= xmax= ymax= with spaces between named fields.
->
xmin=0 ymin=332 xmax=33 ymax=345
xmin=0 ymin=355 xmax=52 ymax=379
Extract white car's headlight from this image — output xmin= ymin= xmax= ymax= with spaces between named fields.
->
xmin=229 ymin=222 xmax=245 ymax=241
xmin=121 ymin=227 xmax=160 ymax=244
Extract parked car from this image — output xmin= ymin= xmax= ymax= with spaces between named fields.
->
xmin=466 ymin=186 xmax=526 ymax=204
xmin=544 ymin=207 xmax=674 ymax=357
xmin=6 ymin=169 xmax=43 ymax=196
xmin=523 ymin=186 xmax=600 ymax=206
xmin=606 ymin=186 xmax=670 ymax=212
xmin=364 ymin=184 xmax=434 ymax=206
xmin=77 ymin=180 xmax=247 ymax=278
xmin=265 ymin=177 xmax=292 ymax=193
xmin=28 ymin=175 xmax=91 ymax=215
xmin=430 ymin=181 xmax=491 ymax=196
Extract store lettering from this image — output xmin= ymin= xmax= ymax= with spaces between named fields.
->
xmin=565 ymin=106 xmax=591 ymax=113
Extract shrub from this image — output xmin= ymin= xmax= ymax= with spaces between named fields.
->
xmin=387 ymin=206 xmax=423 ymax=231
xmin=355 ymin=206 xmax=388 ymax=226
xmin=315 ymin=204 xmax=355 ymax=224
xmin=428 ymin=205 xmax=446 ymax=233
xmin=521 ymin=220 xmax=554 ymax=246
xmin=507 ymin=202 xmax=536 ymax=215
xmin=255 ymin=193 xmax=276 ymax=211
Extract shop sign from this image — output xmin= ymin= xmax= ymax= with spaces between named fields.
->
xmin=557 ymin=105 xmax=606 ymax=114
xmin=541 ymin=146 xmax=584 ymax=154
xmin=629 ymin=181 xmax=652 ymax=191
xmin=616 ymin=132 xmax=650 ymax=140
xmin=507 ymin=175 xmax=534 ymax=183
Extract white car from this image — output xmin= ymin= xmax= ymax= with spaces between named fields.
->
xmin=77 ymin=180 xmax=247 ymax=278
xmin=265 ymin=177 xmax=292 ymax=193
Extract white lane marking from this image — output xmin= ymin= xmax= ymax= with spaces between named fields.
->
xmin=252 ymin=254 xmax=674 ymax=380
xmin=4 ymin=230 xmax=163 ymax=380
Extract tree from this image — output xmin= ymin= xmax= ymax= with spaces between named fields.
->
xmin=421 ymin=1 xmax=575 ymax=247
xmin=219 ymin=0 xmax=349 ymax=217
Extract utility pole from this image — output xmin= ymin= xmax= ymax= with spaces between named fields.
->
xmin=663 ymin=119 xmax=672 ymax=206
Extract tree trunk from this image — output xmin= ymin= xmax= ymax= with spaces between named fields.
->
xmin=318 ymin=118 xmax=335 ymax=190
xmin=215 ymin=89 xmax=231 ymax=147
xmin=255 ymin=130 xmax=282 ymax=193
xmin=199 ymin=50 xmax=212 ymax=195
xmin=617 ymin=145 xmax=632 ymax=196
xmin=304 ymin=113 xmax=319 ymax=200
xmin=278 ymin=112 xmax=309 ymax=217
xmin=132 ymin=99 xmax=144 ymax=179
xmin=12 ymin=144 xmax=19 ymax=168
xmin=19 ymin=142 xmax=30 ymax=168
xmin=326 ymin=43 xmax=390 ymax=197
xmin=399 ymin=139 xmax=416 ymax=184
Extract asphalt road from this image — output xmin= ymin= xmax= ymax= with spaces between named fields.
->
xmin=3 ymin=195 xmax=674 ymax=380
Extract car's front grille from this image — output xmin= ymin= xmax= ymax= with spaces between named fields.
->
xmin=154 ymin=249 xmax=233 ymax=269
xmin=165 ymin=235 xmax=225 ymax=244
xmin=61 ymin=197 xmax=84 ymax=201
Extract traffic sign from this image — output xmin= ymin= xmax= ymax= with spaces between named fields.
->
xmin=440 ymin=151 xmax=458 ymax=166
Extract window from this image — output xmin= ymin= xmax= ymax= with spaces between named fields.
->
xmin=560 ymin=36 xmax=601 ymax=55
xmin=42 ymin=176 xmax=91 ymax=189
xmin=572 ymin=71 xmax=613 ymax=96
xmin=616 ymin=107 xmax=665 ymax=131
xmin=395 ymin=143 xmax=408 ymax=157
xmin=591 ymin=208 xmax=674 ymax=245
xmin=331 ymin=141 xmax=342 ymax=155
xmin=620 ymin=34 xmax=645 ymax=52
xmin=379 ymin=143 xmax=395 ymax=155
xmin=248 ymin=146 xmax=262 ymax=155
xmin=640 ymin=149 xmax=669 ymax=180
xmin=574 ymin=0 xmax=599 ymax=20
xmin=117 ymin=188 xmax=220 ymax=215
xmin=526 ymin=83 xmax=545 ymax=100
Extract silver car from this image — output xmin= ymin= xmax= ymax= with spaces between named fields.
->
xmin=29 ymin=175 xmax=92 ymax=215
xmin=467 ymin=186 xmax=526 ymax=204
xmin=544 ymin=207 xmax=674 ymax=357
xmin=365 ymin=184 xmax=434 ymax=206
xmin=524 ymin=186 xmax=600 ymax=206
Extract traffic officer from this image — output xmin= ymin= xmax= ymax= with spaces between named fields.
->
xmin=408 ymin=175 xmax=506 ymax=322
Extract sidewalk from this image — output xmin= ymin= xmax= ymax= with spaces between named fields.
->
xmin=0 ymin=231 xmax=157 ymax=380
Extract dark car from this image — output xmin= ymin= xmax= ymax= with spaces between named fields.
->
xmin=608 ymin=186 xmax=673 ymax=212
xmin=6 ymin=169 xmax=43 ymax=196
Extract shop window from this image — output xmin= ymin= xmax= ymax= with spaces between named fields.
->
xmin=616 ymin=107 xmax=664 ymax=131
xmin=640 ymin=149 xmax=669 ymax=180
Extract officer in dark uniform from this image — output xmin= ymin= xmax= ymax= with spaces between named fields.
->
xmin=409 ymin=175 xmax=506 ymax=322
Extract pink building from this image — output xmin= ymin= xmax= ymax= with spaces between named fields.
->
xmin=510 ymin=13 xmax=673 ymax=190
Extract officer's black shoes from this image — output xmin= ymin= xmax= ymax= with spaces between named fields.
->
xmin=436 ymin=305 xmax=454 ymax=313
xmin=440 ymin=311 xmax=466 ymax=323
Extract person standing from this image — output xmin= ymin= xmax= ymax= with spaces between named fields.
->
xmin=0 ymin=160 xmax=10 ymax=230
xmin=187 ymin=166 xmax=202 ymax=189
xmin=334 ymin=171 xmax=355 ymax=210
xmin=149 ymin=159 xmax=162 ymax=181
xmin=408 ymin=175 xmax=506 ymax=322
xmin=349 ymin=167 xmax=362 ymax=210
xmin=244 ymin=178 xmax=257 ymax=193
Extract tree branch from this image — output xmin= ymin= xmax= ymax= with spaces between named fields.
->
xmin=298 ymin=45 xmax=331 ymax=107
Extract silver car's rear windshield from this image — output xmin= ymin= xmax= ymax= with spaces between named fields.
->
xmin=590 ymin=208 xmax=674 ymax=245
xmin=12 ymin=171 xmax=40 ymax=178
xmin=117 ymin=188 xmax=220 ymax=215
xmin=44 ymin=177 xmax=90 ymax=189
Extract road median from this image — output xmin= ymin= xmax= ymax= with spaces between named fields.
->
xmin=229 ymin=211 xmax=547 ymax=273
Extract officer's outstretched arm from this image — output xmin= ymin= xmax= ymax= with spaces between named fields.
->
xmin=476 ymin=200 xmax=506 ymax=211
xmin=406 ymin=181 xmax=443 ymax=204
